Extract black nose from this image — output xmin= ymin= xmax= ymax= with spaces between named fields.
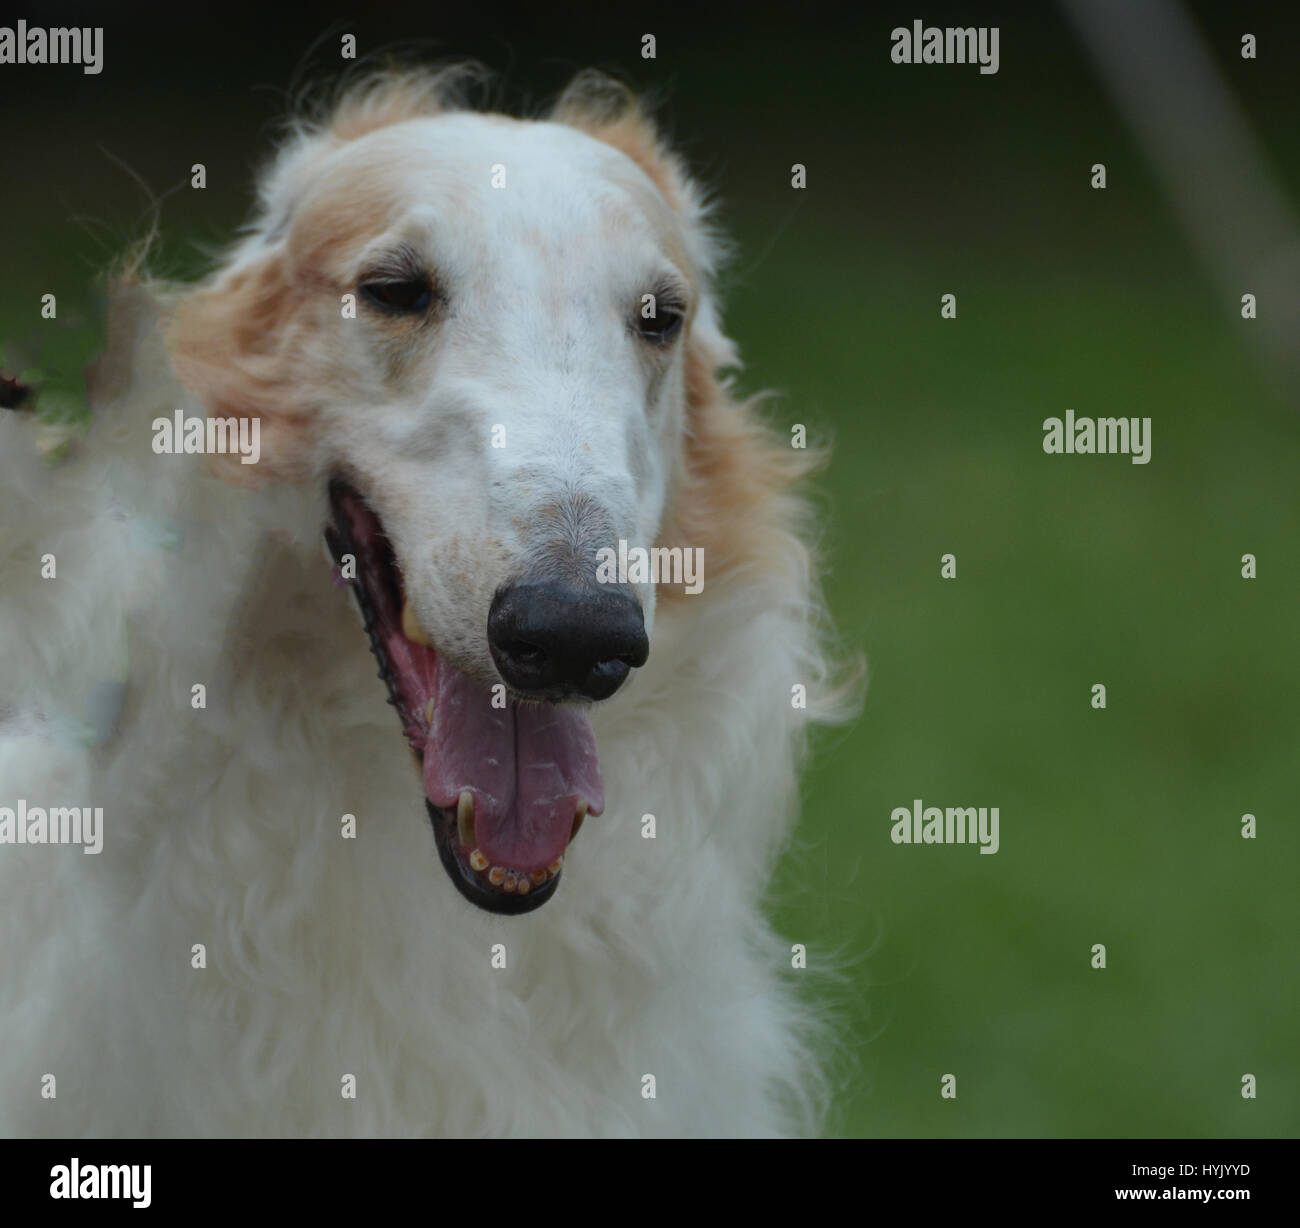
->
xmin=488 ymin=580 xmax=649 ymax=701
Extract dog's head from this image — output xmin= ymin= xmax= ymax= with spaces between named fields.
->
xmin=170 ymin=71 xmax=748 ymax=914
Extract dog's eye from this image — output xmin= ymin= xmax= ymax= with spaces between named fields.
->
xmin=361 ymin=278 xmax=433 ymax=314
xmin=635 ymin=305 xmax=684 ymax=345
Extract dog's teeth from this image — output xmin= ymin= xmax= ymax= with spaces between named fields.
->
xmin=469 ymin=849 xmax=489 ymax=871
xmin=401 ymin=600 xmax=432 ymax=646
xmin=516 ymin=876 xmax=531 ymax=895
xmin=488 ymin=866 xmax=506 ymax=887
xmin=571 ymin=799 xmax=588 ymax=839
xmin=547 ymin=857 xmax=564 ymax=877
xmin=456 ymin=790 xmax=475 ymax=847
xmin=503 ymin=873 xmax=518 ymax=893
xmin=529 ymin=869 xmax=547 ymax=887
xmin=424 ymin=698 xmax=435 ymax=726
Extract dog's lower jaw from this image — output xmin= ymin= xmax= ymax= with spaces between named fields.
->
xmin=426 ymin=799 xmax=562 ymax=915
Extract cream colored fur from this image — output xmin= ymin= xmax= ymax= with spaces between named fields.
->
xmin=0 ymin=73 xmax=846 ymax=1138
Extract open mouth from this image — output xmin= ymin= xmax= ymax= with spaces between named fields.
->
xmin=325 ymin=478 xmax=603 ymax=915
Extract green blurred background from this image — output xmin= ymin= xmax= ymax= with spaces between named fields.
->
xmin=3 ymin=1 xmax=1296 ymax=1137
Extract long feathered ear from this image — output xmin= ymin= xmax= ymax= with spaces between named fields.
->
xmin=165 ymin=96 xmax=329 ymax=484
xmin=170 ymin=250 xmax=293 ymax=410
xmin=167 ymin=247 xmax=314 ymax=483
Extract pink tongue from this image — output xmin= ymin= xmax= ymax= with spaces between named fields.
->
xmin=418 ymin=654 xmax=603 ymax=872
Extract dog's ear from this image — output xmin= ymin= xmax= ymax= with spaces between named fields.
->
xmin=167 ymin=244 xmax=314 ymax=483
xmin=167 ymin=70 xmax=483 ymax=485
xmin=551 ymin=73 xmax=738 ymax=379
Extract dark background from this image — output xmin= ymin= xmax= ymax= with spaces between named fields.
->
xmin=3 ymin=1 xmax=1297 ymax=1137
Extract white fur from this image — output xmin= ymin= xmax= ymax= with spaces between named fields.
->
xmin=0 ymin=89 xmax=841 ymax=1138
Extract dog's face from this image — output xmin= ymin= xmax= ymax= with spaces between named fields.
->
xmin=173 ymin=96 xmax=731 ymax=914
xmin=297 ymin=114 xmax=692 ymax=676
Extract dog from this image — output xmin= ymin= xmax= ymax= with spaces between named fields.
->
xmin=0 ymin=67 xmax=849 ymax=1137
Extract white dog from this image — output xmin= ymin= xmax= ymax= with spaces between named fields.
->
xmin=0 ymin=68 xmax=849 ymax=1137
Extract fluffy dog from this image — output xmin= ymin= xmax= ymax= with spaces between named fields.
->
xmin=0 ymin=68 xmax=848 ymax=1137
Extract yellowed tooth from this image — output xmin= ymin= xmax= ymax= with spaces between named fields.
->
xmin=424 ymin=697 xmax=435 ymax=726
xmin=529 ymin=869 xmax=547 ymax=887
xmin=571 ymin=799 xmax=588 ymax=839
xmin=469 ymin=849 xmax=489 ymax=871
xmin=547 ymin=857 xmax=564 ymax=877
xmin=488 ymin=866 xmax=506 ymax=886
xmin=456 ymin=790 xmax=475 ymax=847
xmin=516 ymin=876 xmax=531 ymax=895
xmin=503 ymin=872 xmax=518 ymax=893
xmin=402 ymin=599 xmax=432 ymax=646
